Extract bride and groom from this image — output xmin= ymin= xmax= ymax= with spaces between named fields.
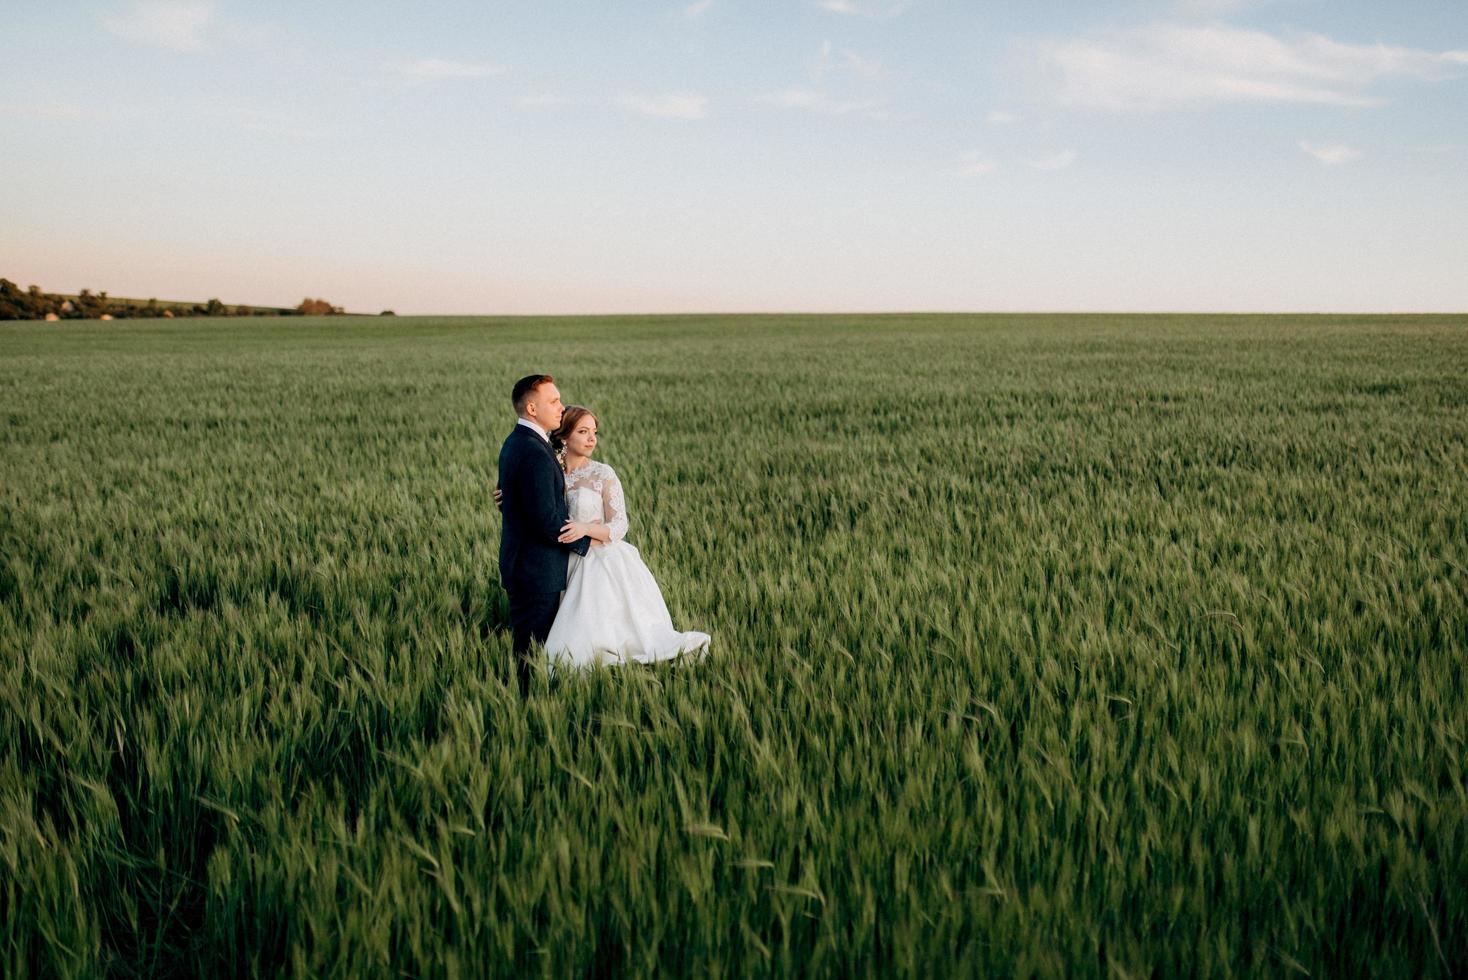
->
xmin=496 ymin=374 xmax=709 ymax=694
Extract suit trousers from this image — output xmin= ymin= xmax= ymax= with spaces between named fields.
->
xmin=507 ymin=588 xmax=561 ymax=696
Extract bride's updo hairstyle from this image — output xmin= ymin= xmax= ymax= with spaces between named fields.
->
xmin=550 ymin=405 xmax=598 ymax=454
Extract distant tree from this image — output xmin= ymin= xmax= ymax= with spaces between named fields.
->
xmin=297 ymin=297 xmax=337 ymax=316
xmin=0 ymin=279 xmax=30 ymax=319
xmin=379 ymin=309 xmax=396 ymax=316
xmin=34 ymin=287 xmax=59 ymax=318
xmin=0 ymin=279 xmax=306 ymax=320
xmin=6 ymin=281 xmax=56 ymax=319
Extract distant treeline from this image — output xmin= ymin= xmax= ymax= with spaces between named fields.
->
xmin=0 ymin=279 xmax=392 ymax=320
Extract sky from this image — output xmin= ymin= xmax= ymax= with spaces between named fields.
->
xmin=3 ymin=0 xmax=1466 ymax=314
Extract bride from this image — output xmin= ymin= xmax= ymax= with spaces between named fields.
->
xmin=542 ymin=406 xmax=710 ymax=669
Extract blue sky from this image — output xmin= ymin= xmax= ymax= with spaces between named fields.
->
xmin=4 ymin=0 xmax=1466 ymax=313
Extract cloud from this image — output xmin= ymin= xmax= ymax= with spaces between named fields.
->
xmin=100 ymin=0 xmax=213 ymax=53
xmin=1175 ymin=0 xmax=1261 ymax=15
xmin=518 ymin=93 xmax=569 ymax=108
xmin=400 ymin=58 xmax=509 ymax=79
xmin=811 ymin=40 xmax=884 ymax=81
xmin=0 ymin=100 xmax=89 ymax=121
xmin=951 ymin=151 xmax=999 ymax=178
xmin=811 ymin=40 xmax=835 ymax=81
xmin=986 ymin=109 xmax=1021 ymax=125
xmin=618 ymin=93 xmax=708 ymax=120
xmin=815 ymin=0 xmax=910 ymax=19
xmin=225 ymin=106 xmax=322 ymax=141
xmin=1035 ymin=23 xmax=1468 ymax=112
xmin=684 ymin=0 xmax=714 ymax=17
xmin=1029 ymin=149 xmax=1077 ymax=171
xmin=843 ymin=49 xmax=884 ymax=78
xmin=1299 ymin=141 xmax=1360 ymax=165
xmin=757 ymin=88 xmax=888 ymax=117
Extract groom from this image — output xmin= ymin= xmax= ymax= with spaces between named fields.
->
xmin=497 ymin=374 xmax=590 ymax=696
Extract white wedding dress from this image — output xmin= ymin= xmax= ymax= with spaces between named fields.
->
xmin=544 ymin=460 xmax=710 ymax=669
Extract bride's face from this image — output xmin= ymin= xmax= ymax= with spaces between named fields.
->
xmin=564 ymin=416 xmax=598 ymax=457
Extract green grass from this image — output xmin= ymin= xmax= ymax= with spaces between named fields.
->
xmin=2 ymin=313 xmax=1465 ymax=977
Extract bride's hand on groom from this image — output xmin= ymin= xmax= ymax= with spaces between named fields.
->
xmin=559 ymin=521 xmax=607 ymax=546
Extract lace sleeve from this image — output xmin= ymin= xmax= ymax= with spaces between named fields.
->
xmin=601 ymin=466 xmax=629 ymax=542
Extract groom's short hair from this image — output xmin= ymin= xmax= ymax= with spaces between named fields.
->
xmin=512 ymin=374 xmax=555 ymax=414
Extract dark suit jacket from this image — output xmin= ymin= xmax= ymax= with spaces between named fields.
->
xmin=497 ymin=424 xmax=590 ymax=593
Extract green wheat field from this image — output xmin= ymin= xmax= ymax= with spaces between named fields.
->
xmin=2 ymin=313 xmax=1465 ymax=977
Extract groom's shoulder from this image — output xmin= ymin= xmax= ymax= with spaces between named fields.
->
xmin=501 ymin=425 xmax=549 ymax=461
xmin=503 ymin=424 xmax=536 ymax=446
xmin=499 ymin=425 xmax=530 ymax=457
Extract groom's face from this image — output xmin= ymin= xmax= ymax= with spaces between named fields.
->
xmin=525 ymin=382 xmax=565 ymax=431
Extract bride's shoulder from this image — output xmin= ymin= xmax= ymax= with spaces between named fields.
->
xmin=567 ymin=460 xmax=617 ymax=485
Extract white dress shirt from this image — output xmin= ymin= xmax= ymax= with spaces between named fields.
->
xmin=516 ymin=417 xmax=551 ymax=442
